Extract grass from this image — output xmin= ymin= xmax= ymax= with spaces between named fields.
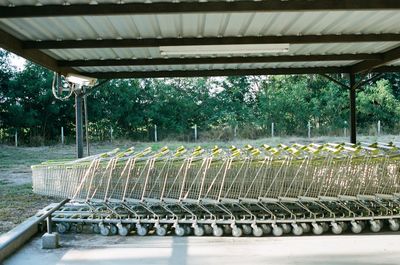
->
xmin=0 ymin=183 xmax=54 ymax=234
xmin=1 ymin=134 xmax=400 ymax=234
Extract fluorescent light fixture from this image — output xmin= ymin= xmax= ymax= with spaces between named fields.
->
xmin=159 ymin=44 xmax=289 ymax=56
xmin=66 ymin=73 xmax=97 ymax=87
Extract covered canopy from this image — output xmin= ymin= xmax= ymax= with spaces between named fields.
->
xmin=1 ymin=0 xmax=400 ymax=79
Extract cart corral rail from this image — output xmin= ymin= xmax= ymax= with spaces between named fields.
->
xmin=31 ymin=143 xmax=400 ymax=237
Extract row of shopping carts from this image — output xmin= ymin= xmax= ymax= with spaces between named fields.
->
xmin=32 ymin=142 xmax=400 ymax=237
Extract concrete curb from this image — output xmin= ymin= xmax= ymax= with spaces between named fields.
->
xmin=0 ymin=200 xmax=69 ymax=262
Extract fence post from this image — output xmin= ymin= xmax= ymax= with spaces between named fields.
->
xmin=154 ymin=125 xmax=158 ymax=142
xmin=194 ymin=124 xmax=197 ymax=141
xmin=110 ymin=126 xmax=113 ymax=143
xmin=308 ymin=121 xmax=311 ymax=139
xmin=233 ymin=125 xmax=237 ymax=139
xmin=271 ymin=122 xmax=274 ymax=138
xmin=377 ymin=120 xmax=381 ymax=136
xmin=61 ymin=127 xmax=64 ymax=145
xmin=344 ymin=127 xmax=347 ymax=138
xmin=15 ymin=130 xmax=18 ymax=147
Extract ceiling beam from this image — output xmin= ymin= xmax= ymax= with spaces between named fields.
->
xmin=351 ymin=45 xmax=400 ymax=73
xmin=84 ymin=67 xmax=351 ymax=79
xmin=83 ymin=65 xmax=400 ymax=79
xmin=0 ymin=28 xmax=75 ymax=75
xmin=59 ymin=54 xmax=380 ymax=68
xmin=23 ymin=34 xmax=400 ymax=50
xmin=373 ymin=66 xmax=400 ymax=72
xmin=1 ymin=0 xmax=400 ymax=18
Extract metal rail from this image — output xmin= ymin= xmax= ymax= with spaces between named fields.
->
xmin=0 ymin=199 xmax=69 ymax=262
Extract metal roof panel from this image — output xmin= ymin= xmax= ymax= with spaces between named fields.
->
xmin=2 ymin=11 xmax=400 ymax=41
xmin=42 ymin=42 xmax=400 ymax=61
xmin=74 ymin=60 xmax=356 ymax=73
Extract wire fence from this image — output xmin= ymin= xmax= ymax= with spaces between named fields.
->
xmin=1 ymin=120 xmax=400 ymax=146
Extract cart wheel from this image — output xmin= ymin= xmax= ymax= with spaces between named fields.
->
xmin=339 ymin=222 xmax=348 ymax=231
xmin=194 ymin=226 xmax=205 ymax=237
xmin=109 ymin=224 xmax=118 ymax=235
xmin=232 ymin=227 xmax=243 ymax=237
xmin=118 ymin=226 xmax=129 ymax=236
xmin=272 ymin=225 xmax=283 ymax=237
xmin=292 ymin=225 xmax=303 ymax=236
xmin=100 ymin=226 xmax=110 ymax=236
xmin=389 ymin=219 xmax=400 ymax=231
xmin=223 ymin=225 xmax=232 ymax=235
xmin=321 ymin=222 xmax=329 ymax=232
xmin=281 ymin=224 xmax=291 ymax=234
xmin=92 ymin=224 xmax=100 ymax=234
xmin=312 ymin=223 xmax=323 ymax=235
xmin=351 ymin=222 xmax=362 ymax=234
xmin=61 ymin=222 xmax=71 ymax=231
xmin=175 ymin=226 xmax=185 ymax=237
xmin=184 ymin=225 xmax=192 ymax=235
xmin=156 ymin=226 xmax=167 ymax=236
xmin=242 ymin=225 xmax=252 ymax=235
xmin=376 ymin=220 xmax=383 ymax=228
xmin=331 ymin=223 xmax=343 ymax=235
xmin=300 ymin=223 xmax=311 ymax=233
xmin=252 ymin=226 xmax=263 ymax=237
xmin=56 ymin=223 xmax=68 ymax=234
xmin=370 ymin=221 xmax=381 ymax=233
xmin=261 ymin=224 xmax=271 ymax=234
xmin=137 ymin=226 xmax=148 ymax=236
xmin=213 ymin=226 xmax=223 ymax=237
xmin=75 ymin=223 xmax=83 ymax=233
xmin=204 ymin=224 xmax=213 ymax=235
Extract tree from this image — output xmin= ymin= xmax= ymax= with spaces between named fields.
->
xmin=2 ymin=51 xmax=400 ymax=144
xmin=1 ymin=61 xmax=74 ymax=144
xmin=357 ymin=79 xmax=400 ymax=131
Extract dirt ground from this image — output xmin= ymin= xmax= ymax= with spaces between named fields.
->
xmin=0 ymin=135 xmax=398 ymax=234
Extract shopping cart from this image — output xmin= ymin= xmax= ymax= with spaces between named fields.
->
xmin=31 ymin=142 xmax=400 ymax=236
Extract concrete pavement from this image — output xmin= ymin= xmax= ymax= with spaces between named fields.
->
xmin=3 ymin=233 xmax=400 ymax=265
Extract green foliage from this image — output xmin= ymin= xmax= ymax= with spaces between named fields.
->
xmin=1 ymin=59 xmax=74 ymax=144
xmin=357 ymin=79 xmax=400 ymax=129
xmin=2 ymin=51 xmax=400 ymax=144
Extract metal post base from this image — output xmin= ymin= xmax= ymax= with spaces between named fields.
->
xmin=41 ymin=232 xmax=59 ymax=249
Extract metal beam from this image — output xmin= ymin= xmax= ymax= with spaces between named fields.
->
xmin=85 ymin=67 xmax=350 ymax=79
xmin=0 ymin=28 xmax=75 ymax=75
xmin=58 ymin=54 xmax=379 ymax=68
xmin=2 ymin=0 xmax=400 ymax=18
xmin=372 ymin=66 xmax=400 ymax=72
xmin=23 ymin=34 xmax=400 ymax=50
xmin=354 ymin=73 xmax=383 ymax=90
xmin=75 ymin=90 xmax=84 ymax=159
xmin=82 ymin=65 xmax=400 ymax=79
xmin=319 ymin=74 xmax=349 ymax=90
xmin=351 ymin=45 xmax=400 ymax=73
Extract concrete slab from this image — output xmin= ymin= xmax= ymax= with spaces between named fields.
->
xmin=3 ymin=233 xmax=400 ymax=265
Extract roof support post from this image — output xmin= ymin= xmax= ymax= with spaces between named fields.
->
xmin=75 ymin=89 xmax=84 ymax=158
xmin=349 ymin=73 xmax=357 ymax=144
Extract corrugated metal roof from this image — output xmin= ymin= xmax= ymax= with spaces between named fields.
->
xmin=0 ymin=1 xmax=399 ymax=76
xmin=75 ymin=61 xmax=357 ymax=73
xmin=42 ymin=42 xmax=400 ymax=61
xmin=2 ymin=11 xmax=400 ymax=41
